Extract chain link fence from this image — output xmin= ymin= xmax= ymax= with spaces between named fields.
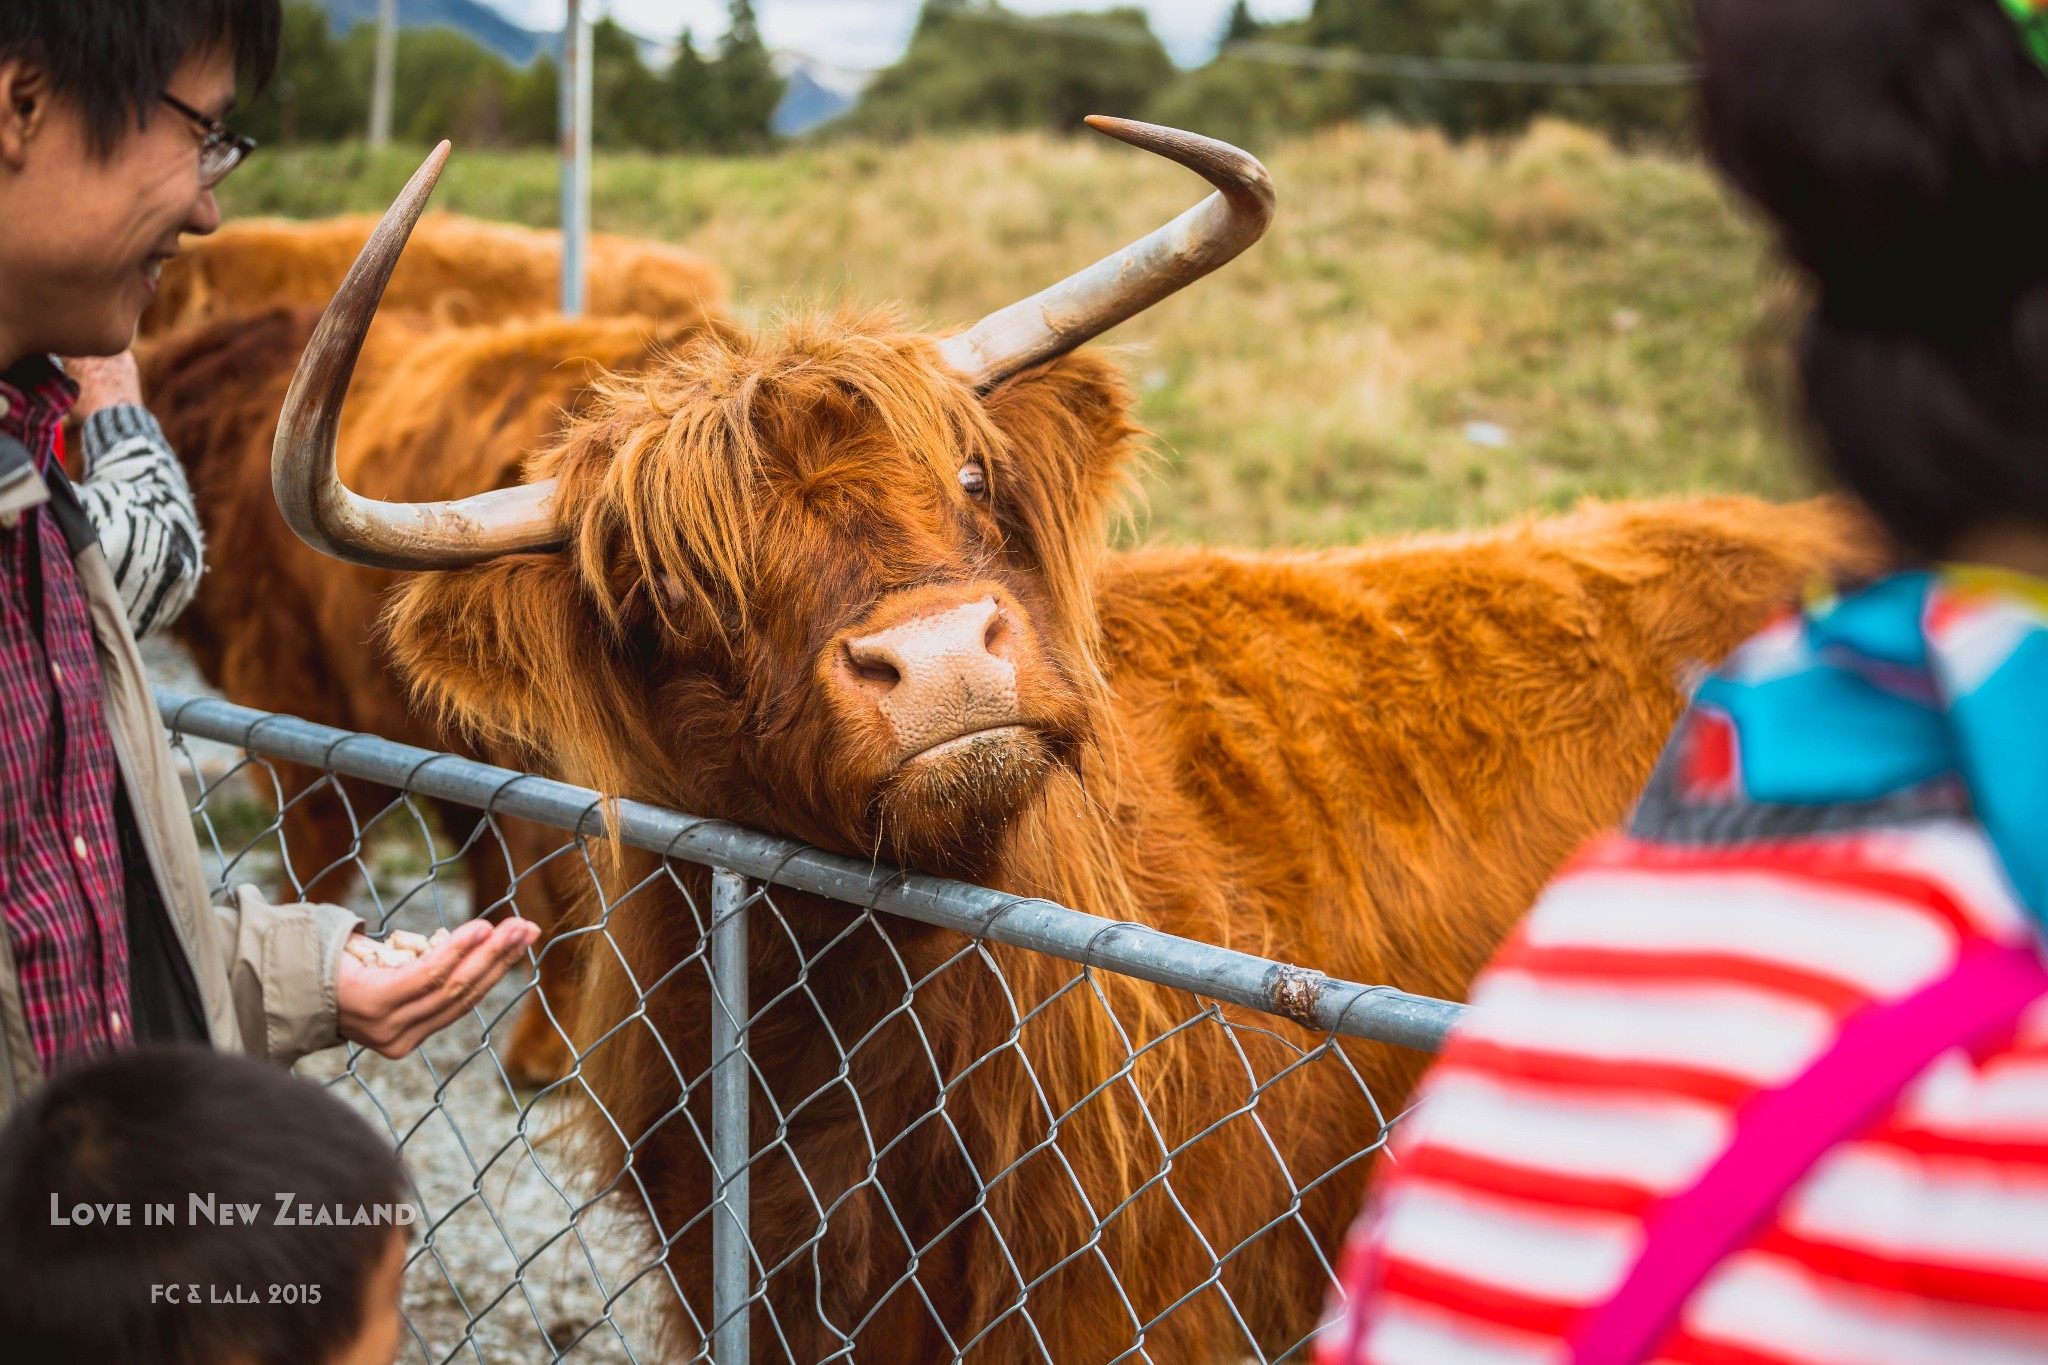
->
xmin=156 ymin=687 xmax=1466 ymax=1365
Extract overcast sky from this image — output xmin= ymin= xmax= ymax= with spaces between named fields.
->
xmin=492 ymin=1 xmax=1314 ymax=71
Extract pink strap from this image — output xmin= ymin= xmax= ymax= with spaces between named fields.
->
xmin=1568 ymin=939 xmax=2048 ymax=1365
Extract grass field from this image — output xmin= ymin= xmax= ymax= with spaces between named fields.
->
xmin=221 ymin=121 xmax=1812 ymax=548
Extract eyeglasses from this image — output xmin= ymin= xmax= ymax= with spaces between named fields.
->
xmin=159 ymin=92 xmax=257 ymax=189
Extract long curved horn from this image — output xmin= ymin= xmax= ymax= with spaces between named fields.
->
xmin=934 ymin=117 xmax=1274 ymax=389
xmin=271 ymin=140 xmax=564 ymax=570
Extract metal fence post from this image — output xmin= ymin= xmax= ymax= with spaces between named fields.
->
xmin=709 ymin=868 xmax=751 ymax=1364
xmin=367 ymin=0 xmax=396 ymax=150
xmin=557 ymin=0 xmax=592 ymax=317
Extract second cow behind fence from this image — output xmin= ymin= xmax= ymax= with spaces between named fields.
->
xmin=136 ymin=211 xmax=727 ymax=1082
xmin=141 ymin=306 xmax=719 ymax=1083
xmin=202 ymin=123 xmax=1878 ymax=1360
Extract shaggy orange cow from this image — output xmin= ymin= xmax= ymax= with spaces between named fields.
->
xmin=137 ymin=211 xmax=725 ymax=338
xmin=265 ymin=125 xmax=1882 ymax=1361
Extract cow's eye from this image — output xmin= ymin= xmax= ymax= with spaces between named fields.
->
xmin=958 ymin=461 xmax=987 ymax=497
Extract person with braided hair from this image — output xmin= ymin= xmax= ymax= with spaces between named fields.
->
xmin=1319 ymin=2 xmax=2048 ymax=1361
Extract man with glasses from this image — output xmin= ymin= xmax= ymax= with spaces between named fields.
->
xmin=58 ymin=87 xmax=253 ymax=644
xmin=0 ymin=0 xmax=538 ymax=1119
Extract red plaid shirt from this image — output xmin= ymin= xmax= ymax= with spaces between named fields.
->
xmin=0 ymin=357 xmax=131 ymax=1072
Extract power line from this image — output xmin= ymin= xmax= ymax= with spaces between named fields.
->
xmin=1219 ymin=39 xmax=1695 ymax=86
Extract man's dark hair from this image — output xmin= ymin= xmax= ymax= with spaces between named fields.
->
xmin=1698 ymin=0 xmax=2048 ymax=557
xmin=0 ymin=0 xmax=281 ymax=155
xmin=0 ymin=1046 xmax=411 ymax=1365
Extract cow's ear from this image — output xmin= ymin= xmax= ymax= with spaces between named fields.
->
xmin=981 ymin=348 xmax=1145 ymax=497
xmin=381 ymin=554 xmax=654 ymax=789
xmin=979 ymin=348 xmax=1144 ymax=563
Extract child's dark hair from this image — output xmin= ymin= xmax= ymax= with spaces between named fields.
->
xmin=0 ymin=1046 xmax=411 ymax=1365
xmin=1698 ymin=0 xmax=2048 ymax=556
xmin=0 ymin=0 xmax=281 ymax=156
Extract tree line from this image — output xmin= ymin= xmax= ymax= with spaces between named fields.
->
xmin=237 ymin=0 xmax=1692 ymax=156
xmin=236 ymin=0 xmax=784 ymax=152
xmin=853 ymin=0 xmax=1694 ymax=146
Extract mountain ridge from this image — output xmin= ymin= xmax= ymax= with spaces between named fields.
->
xmin=316 ymin=0 xmax=554 ymax=65
xmin=310 ymin=0 xmax=857 ymax=134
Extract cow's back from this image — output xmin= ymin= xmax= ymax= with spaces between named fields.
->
xmin=1091 ymin=496 xmax=1888 ymax=1005
xmin=141 ymin=213 xmax=725 ymax=339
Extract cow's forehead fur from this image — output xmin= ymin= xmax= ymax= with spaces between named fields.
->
xmin=538 ymin=309 xmax=1138 ymax=649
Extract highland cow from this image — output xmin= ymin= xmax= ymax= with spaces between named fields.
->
xmin=264 ymin=124 xmax=1883 ymax=1360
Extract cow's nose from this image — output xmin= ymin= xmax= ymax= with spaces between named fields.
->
xmin=844 ymin=597 xmax=1022 ymax=760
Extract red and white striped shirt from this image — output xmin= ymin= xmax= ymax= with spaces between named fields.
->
xmin=1325 ymin=819 xmax=2048 ymax=1365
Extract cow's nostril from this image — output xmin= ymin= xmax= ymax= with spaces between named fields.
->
xmin=984 ymin=610 xmax=1006 ymax=653
xmin=845 ymin=643 xmax=901 ymax=689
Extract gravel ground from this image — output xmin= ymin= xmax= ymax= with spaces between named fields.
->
xmin=291 ymin=934 xmax=680 ymax=1365
xmin=149 ymin=638 xmax=682 ymax=1364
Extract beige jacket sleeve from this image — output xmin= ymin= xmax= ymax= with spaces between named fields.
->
xmin=219 ymin=887 xmax=363 ymax=1063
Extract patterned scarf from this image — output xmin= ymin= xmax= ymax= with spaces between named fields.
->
xmin=1687 ymin=565 xmax=2048 ymax=927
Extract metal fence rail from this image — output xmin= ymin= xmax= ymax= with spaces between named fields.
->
xmin=156 ymin=687 xmax=1466 ymax=1364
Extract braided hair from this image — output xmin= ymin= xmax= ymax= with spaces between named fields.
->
xmin=1700 ymin=0 xmax=2048 ymax=555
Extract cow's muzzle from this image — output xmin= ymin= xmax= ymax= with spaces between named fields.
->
xmin=839 ymin=595 xmax=1027 ymax=766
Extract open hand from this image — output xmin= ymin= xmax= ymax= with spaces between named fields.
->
xmin=336 ymin=917 xmax=541 ymax=1059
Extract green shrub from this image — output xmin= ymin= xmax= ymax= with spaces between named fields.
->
xmin=844 ymin=3 xmax=1176 ymax=139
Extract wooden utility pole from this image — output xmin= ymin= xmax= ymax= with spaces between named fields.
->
xmin=368 ymin=0 xmax=398 ymax=149
xmin=559 ymin=0 xmax=592 ymax=316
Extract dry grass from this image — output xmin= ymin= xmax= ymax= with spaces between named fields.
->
xmin=221 ymin=120 xmax=1810 ymax=548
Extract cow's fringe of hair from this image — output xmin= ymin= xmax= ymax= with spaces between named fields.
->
xmin=549 ymin=306 xmax=1167 ymax=1194
xmin=551 ymin=309 xmax=1004 ymax=635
